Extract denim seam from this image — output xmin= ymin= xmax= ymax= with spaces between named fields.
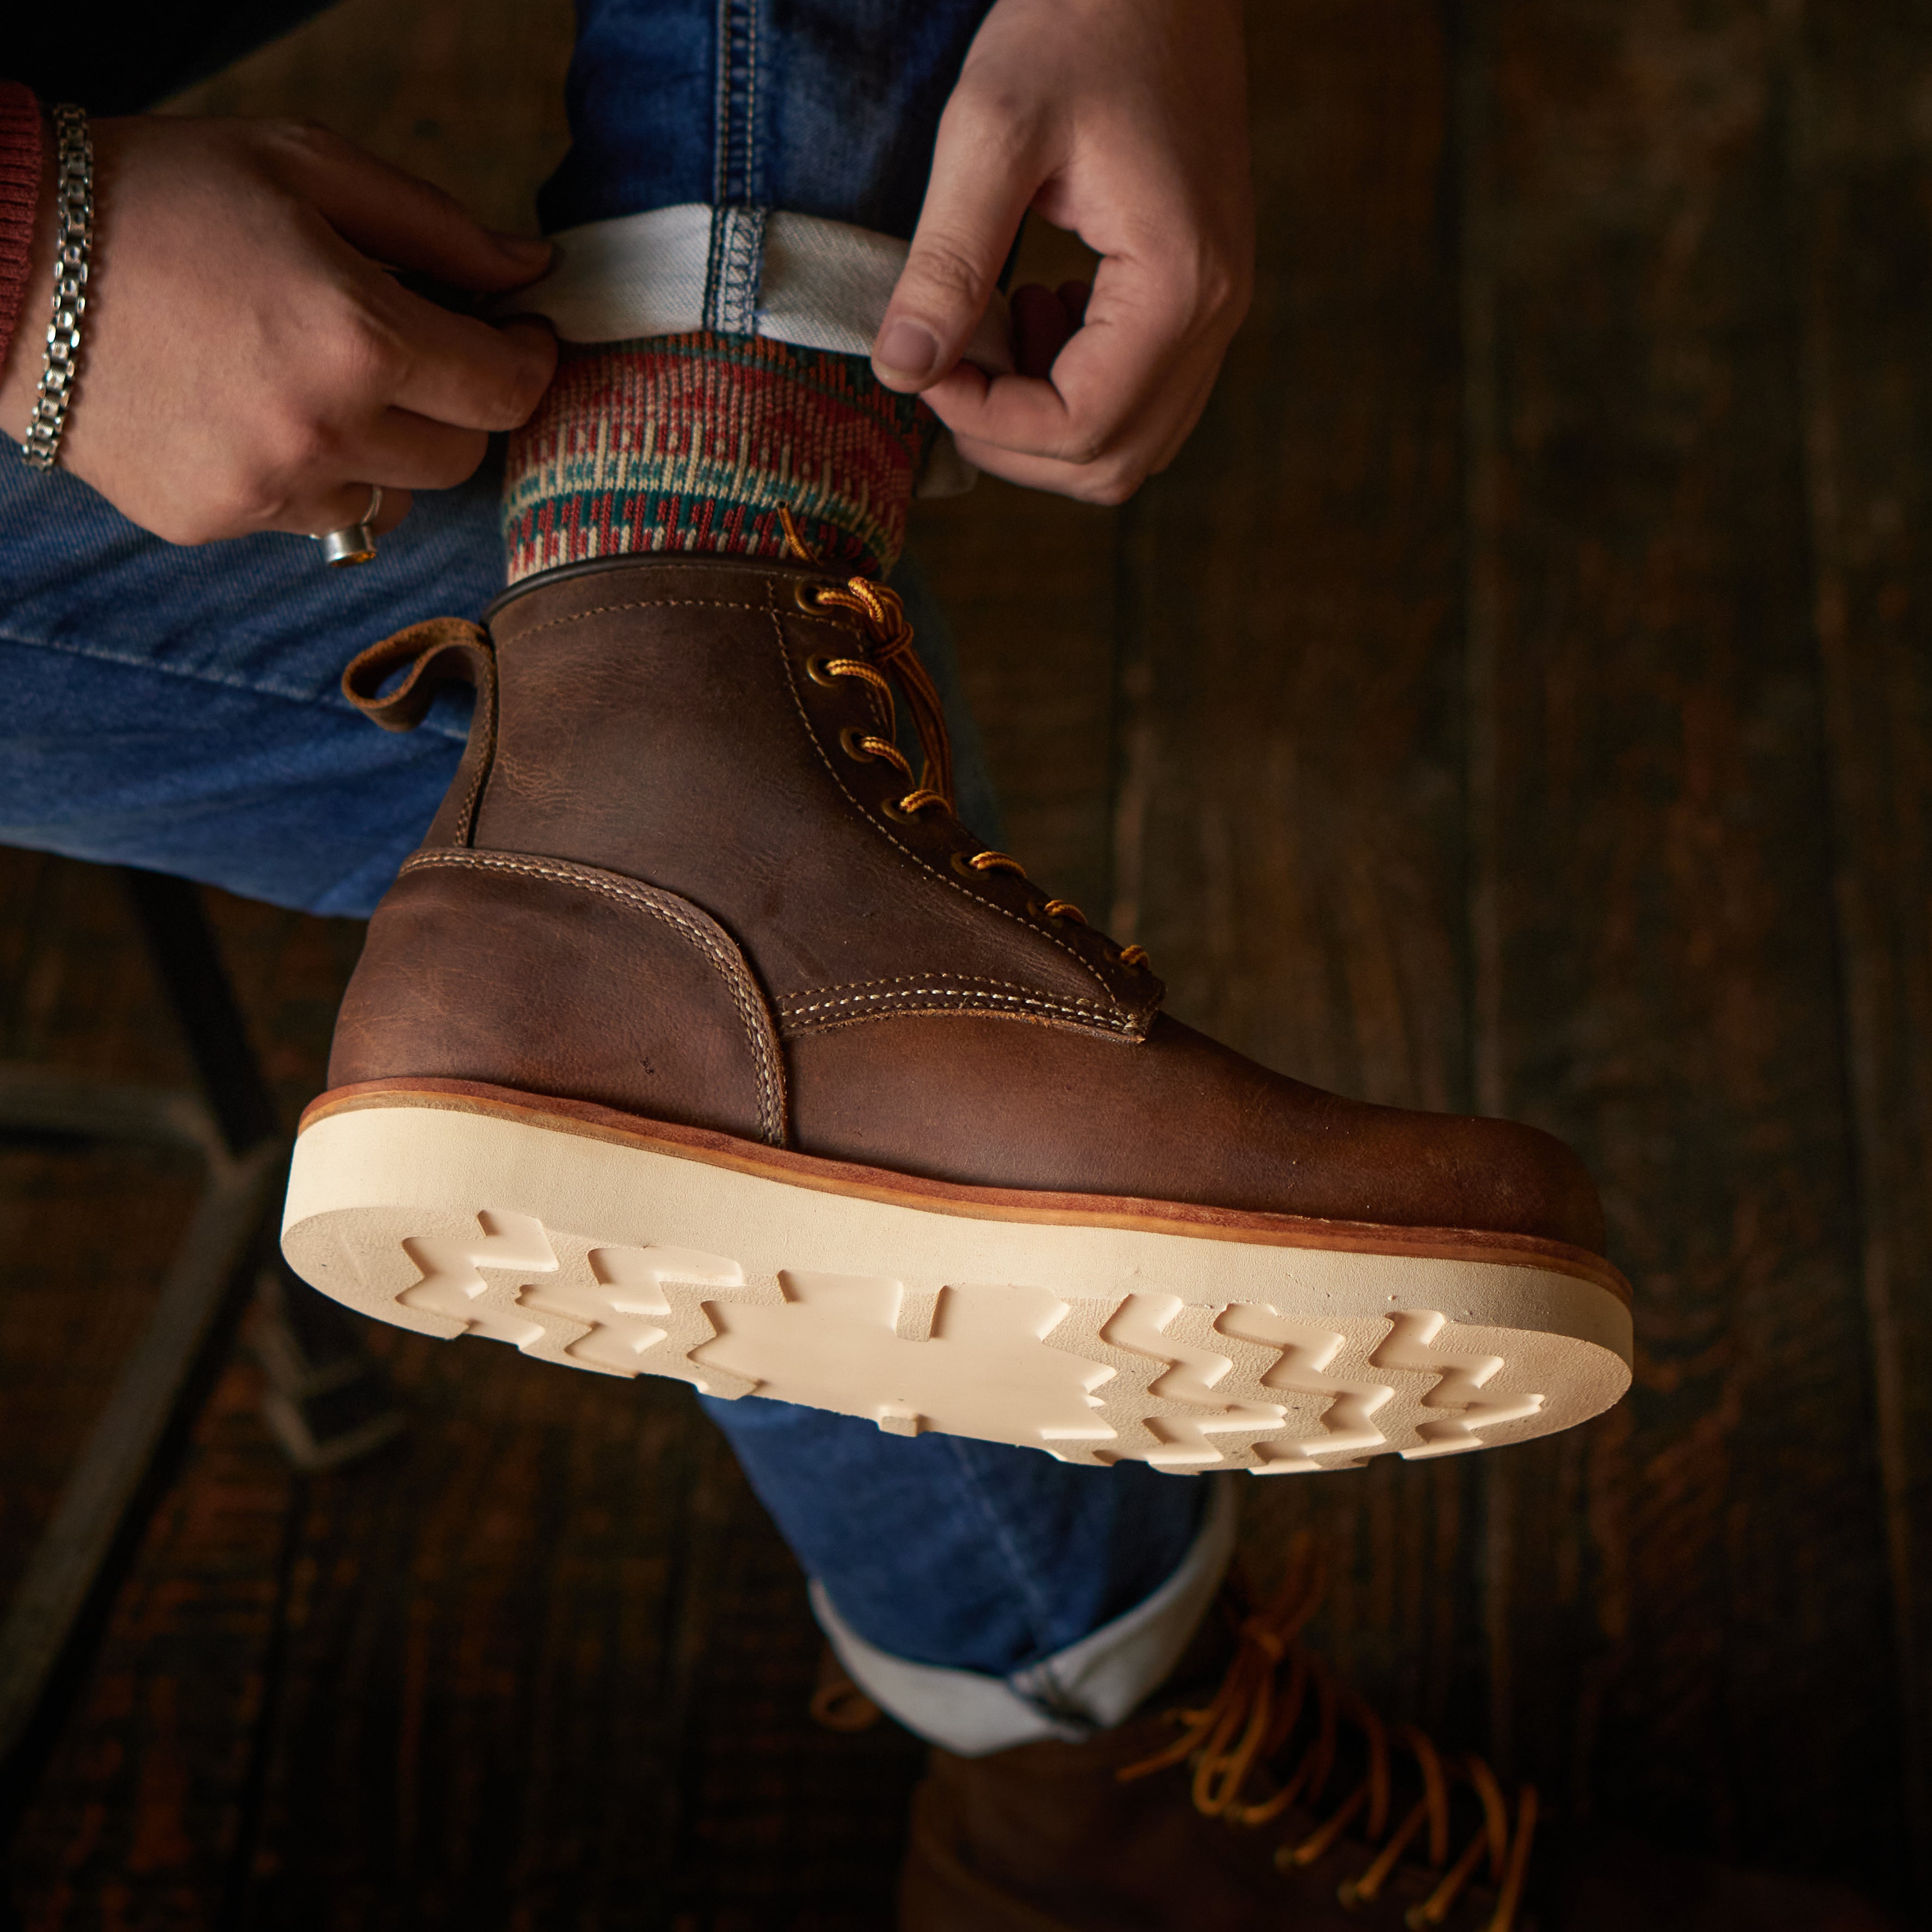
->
xmin=704 ymin=205 xmax=766 ymax=336
xmin=1015 ymin=1478 xmax=1223 ymax=1724
xmin=704 ymin=0 xmax=764 ymax=333
xmin=939 ymin=1432 xmax=1066 ymax=1662
xmin=0 ymin=621 xmax=470 ymax=739
xmin=702 ymin=205 xmax=727 ymax=326
xmin=713 ymin=0 xmax=761 ymax=206
xmin=733 ymin=207 xmax=766 ymax=332
xmin=742 ymin=0 xmax=757 ymax=205
xmin=711 ymin=0 xmax=730 ymax=203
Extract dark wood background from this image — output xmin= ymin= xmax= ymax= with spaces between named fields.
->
xmin=4 ymin=0 xmax=1929 ymax=1922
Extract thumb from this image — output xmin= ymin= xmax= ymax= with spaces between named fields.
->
xmin=874 ymin=100 xmax=1044 ymax=392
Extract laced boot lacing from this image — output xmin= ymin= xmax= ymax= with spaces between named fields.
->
xmin=1118 ymin=1540 xmax=1538 ymax=1932
xmin=779 ymin=509 xmax=1148 ymax=966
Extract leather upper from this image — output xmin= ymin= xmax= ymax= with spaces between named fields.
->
xmin=478 ymin=557 xmax=1162 ymax=1043
xmin=330 ymin=554 xmax=1608 ymax=1254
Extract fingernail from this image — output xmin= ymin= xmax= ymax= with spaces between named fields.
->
xmin=875 ymin=318 xmax=940 ymax=381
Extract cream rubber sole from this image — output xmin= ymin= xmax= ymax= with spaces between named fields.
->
xmin=281 ymin=1082 xmax=1633 ymax=1473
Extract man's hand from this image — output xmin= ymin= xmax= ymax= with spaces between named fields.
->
xmin=0 ymin=115 xmax=557 ymax=545
xmin=872 ymin=0 xmax=1252 ymax=506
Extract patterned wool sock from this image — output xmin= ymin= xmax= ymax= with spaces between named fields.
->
xmin=503 ymin=331 xmax=930 ymax=586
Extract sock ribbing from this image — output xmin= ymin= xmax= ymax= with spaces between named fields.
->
xmin=503 ymin=332 xmax=930 ymax=585
xmin=0 ymin=85 xmax=44 ymax=373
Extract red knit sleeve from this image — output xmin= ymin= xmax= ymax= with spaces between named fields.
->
xmin=0 ymin=84 xmax=45 ymax=380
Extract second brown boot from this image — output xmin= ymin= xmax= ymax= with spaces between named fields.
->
xmin=281 ymin=554 xmax=1632 ymax=1471
xmin=899 ymin=1556 xmax=1905 ymax=1932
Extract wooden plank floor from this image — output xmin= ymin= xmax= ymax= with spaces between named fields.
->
xmin=5 ymin=0 xmax=1931 ymax=1921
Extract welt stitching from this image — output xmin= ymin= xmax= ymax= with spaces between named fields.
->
xmin=403 ymin=849 xmax=783 ymax=1143
xmin=771 ymin=608 xmax=1125 ymax=1007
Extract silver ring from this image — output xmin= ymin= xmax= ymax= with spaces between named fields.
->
xmin=315 ymin=485 xmax=383 ymax=567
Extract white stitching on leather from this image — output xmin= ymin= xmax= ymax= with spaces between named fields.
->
xmin=496 ymin=596 xmax=775 ymax=646
xmin=777 ymin=983 xmax=1135 ymax=1034
xmin=491 ymin=588 xmax=1142 ymax=1017
xmin=400 ymin=847 xmax=787 ymax=1146
xmin=785 ymin=972 xmax=1117 ymax=1012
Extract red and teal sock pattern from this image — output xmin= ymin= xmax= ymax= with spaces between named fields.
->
xmin=503 ymin=332 xmax=931 ymax=585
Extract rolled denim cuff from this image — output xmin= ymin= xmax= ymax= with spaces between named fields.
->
xmin=502 ymin=204 xmax=1005 ymax=497
xmin=809 ymin=1479 xmax=1239 ymax=1758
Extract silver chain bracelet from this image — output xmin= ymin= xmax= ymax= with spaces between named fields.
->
xmin=20 ymin=104 xmax=94 ymax=471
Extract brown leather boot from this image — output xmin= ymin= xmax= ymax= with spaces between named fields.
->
xmin=281 ymin=554 xmax=1631 ymax=1468
xmin=898 ymin=1562 xmax=1906 ymax=1932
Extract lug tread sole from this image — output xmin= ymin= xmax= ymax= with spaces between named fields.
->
xmin=281 ymin=1080 xmax=1633 ymax=1472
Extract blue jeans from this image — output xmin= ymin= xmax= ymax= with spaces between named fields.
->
xmin=0 ymin=0 xmax=1213 ymax=1746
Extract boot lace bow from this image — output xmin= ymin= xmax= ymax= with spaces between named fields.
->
xmin=1119 ymin=1542 xmax=1537 ymax=1931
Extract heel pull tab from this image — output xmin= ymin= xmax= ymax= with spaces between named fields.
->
xmin=343 ymin=619 xmax=494 ymax=733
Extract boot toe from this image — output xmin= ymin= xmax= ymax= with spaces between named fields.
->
xmin=1281 ymin=1093 xmax=1607 ymax=1254
xmin=1423 ymin=1110 xmax=1607 ymax=1255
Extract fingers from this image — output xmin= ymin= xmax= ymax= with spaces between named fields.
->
xmin=382 ymin=304 xmax=557 ymax=431
xmin=873 ymin=92 xmax=1049 ymax=391
xmin=268 ymin=121 xmax=553 ymax=294
xmin=920 ymin=330 xmax=1170 ymax=480
xmin=917 ymin=234 xmax=1240 ymax=499
xmin=270 ymin=408 xmax=495 ymax=540
xmin=946 ymin=353 xmax=1221 ymax=505
xmin=353 ymin=410 xmax=494 ymax=491
xmin=968 ymin=273 xmax=1199 ymax=454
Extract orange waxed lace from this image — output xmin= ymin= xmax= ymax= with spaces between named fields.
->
xmin=780 ymin=505 xmax=955 ymax=811
xmin=776 ymin=505 xmax=1131 ymax=950
xmin=1115 ymin=1537 xmax=1539 ymax=1932
xmin=814 ymin=575 xmax=957 ymax=812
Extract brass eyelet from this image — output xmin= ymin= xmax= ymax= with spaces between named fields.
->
xmin=806 ymin=653 xmax=840 ymax=688
xmin=793 ymin=579 xmax=825 ymax=614
xmin=839 ymin=726 xmax=874 ymax=762
xmin=1024 ymin=894 xmax=1049 ymax=918
xmin=882 ymin=795 xmax=920 ymax=823
xmin=950 ymin=851 xmax=983 ymax=880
